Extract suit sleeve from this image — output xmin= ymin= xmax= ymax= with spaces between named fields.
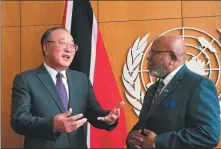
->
xmin=10 ymin=74 xmax=55 ymax=140
xmin=155 ymin=78 xmax=220 ymax=149
xmin=84 ymin=77 xmax=118 ymax=131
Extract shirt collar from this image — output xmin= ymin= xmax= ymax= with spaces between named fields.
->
xmin=44 ymin=62 xmax=67 ymax=79
xmin=162 ymin=64 xmax=184 ymax=86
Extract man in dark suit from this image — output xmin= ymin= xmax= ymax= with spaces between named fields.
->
xmin=11 ymin=27 xmax=124 ymax=148
xmin=126 ymin=35 xmax=220 ymax=149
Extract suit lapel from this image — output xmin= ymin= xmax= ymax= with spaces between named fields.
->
xmin=145 ymin=65 xmax=189 ymax=120
xmin=66 ymin=70 xmax=79 ymax=114
xmin=36 ymin=64 xmax=65 ymax=112
xmin=138 ymin=84 xmax=158 ymax=128
xmin=144 ymin=83 xmax=158 ymax=112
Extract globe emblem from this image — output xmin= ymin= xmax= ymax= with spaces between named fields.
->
xmin=122 ymin=27 xmax=221 ymax=116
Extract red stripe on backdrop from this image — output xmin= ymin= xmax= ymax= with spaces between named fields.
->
xmin=90 ymin=29 xmax=128 ymax=148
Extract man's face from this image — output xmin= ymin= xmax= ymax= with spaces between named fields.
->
xmin=43 ymin=29 xmax=76 ymax=71
xmin=147 ymin=41 xmax=173 ymax=79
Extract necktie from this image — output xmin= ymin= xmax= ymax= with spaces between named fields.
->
xmin=150 ymin=80 xmax=165 ymax=108
xmin=56 ymin=72 xmax=69 ymax=111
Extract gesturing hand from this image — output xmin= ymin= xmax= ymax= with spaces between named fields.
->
xmin=54 ymin=108 xmax=87 ymax=133
xmin=97 ymin=101 xmax=124 ymax=124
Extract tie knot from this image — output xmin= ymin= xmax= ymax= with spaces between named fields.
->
xmin=56 ymin=72 xmax=63 ymax=79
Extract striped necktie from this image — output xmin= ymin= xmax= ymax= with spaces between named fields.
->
xmin=150 ymin=80 xmax=165 ymax=108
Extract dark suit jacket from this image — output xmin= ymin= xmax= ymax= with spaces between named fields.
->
xmin=127 ymin=65 xmax=220 ymax=149
xmin=11 ymin=64 xmax=117 ymax=148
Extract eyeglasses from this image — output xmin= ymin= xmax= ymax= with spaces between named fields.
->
xmin=46 ymin=40 xmax=78 ymax=52
xmin=149 ymin=50 xmax=174 ymax=58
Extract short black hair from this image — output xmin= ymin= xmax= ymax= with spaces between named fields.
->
xmin=40 ymin=27 xmax=68 ymax=56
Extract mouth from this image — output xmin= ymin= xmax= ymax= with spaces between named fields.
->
xmin=62 ymin=55 xmax=71 ymax=61
xmin=147 ymin=63 xmax=152 ymax=70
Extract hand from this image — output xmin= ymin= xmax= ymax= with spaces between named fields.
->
xmin=97 ymin=101 xmax=124 ymax=124
xmin=127 ymin=129 xmax=144 ymax=149
xmin=54 ymin=108 xmax=87 ymax=133
xmin=142 ymin=129 xmax=157 ymax=148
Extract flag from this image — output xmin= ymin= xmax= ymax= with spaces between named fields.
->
xmin=62 ymin=0 xmax=127 ymax=148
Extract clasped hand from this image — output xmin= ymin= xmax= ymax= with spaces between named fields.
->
xmin=127 ymin=129 xmax=156 ymax=149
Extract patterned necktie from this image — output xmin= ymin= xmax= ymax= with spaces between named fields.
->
xmin=56 ymin=72 xmax=68 ymax=111
xmin=150 ymin=80 xmax=165 ymax=108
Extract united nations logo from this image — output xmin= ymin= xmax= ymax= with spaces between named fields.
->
xmin=122 ymin=27 xmax=221 ymax=116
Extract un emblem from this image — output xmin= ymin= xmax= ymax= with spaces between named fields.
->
xmin=122 ymin=27 xmax=221 ymax=116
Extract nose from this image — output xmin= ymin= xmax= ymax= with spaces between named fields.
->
xmin=148 ymin=50 xmax=154 ymax=59
xmin=147 ymin=55 xmax=152 ymax=61
xmin=64 ymin=45 xmax=72 ymax=52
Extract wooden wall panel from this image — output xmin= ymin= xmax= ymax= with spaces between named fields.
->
xmin=21 ymin=25 xmax=60 ymax=72
xmin=2 ymin=1 xmax=20 ymax=27
xmin=98 ymin=1 xmax=181 ymax=22
xmin=182 ymin=1 xmax=216 ymax=17
xmin=2 ymin=27 xmax=21 ymax=148
xmin=99 ymin=19 xmax=182 ymax=131
xmin=216 ymin=2 xmax=221 ymax=15
xmin=183 ymin=17 xmax=221 ymax=38
xmin=21 ymin=1 xmax=65 ymax=26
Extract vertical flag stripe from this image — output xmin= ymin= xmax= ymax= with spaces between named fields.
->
xmin=69 ymin=0 xmax=93 ymax=76
xmin=87 ymin=14 xmax=98 ymax=149
xmin=63 ymin=0 xmax=73 ymax=32
xmin=89 ymin=15 xmax=97 ymax=84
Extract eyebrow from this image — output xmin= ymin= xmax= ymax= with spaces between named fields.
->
xmin=151 ymin=49 xmax=174 ymax=52
xmin=59 ymin=38 xmax=75 ymax=43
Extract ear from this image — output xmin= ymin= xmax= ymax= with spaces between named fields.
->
xmin=43 ymin=44 xmax=49 ymax=55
